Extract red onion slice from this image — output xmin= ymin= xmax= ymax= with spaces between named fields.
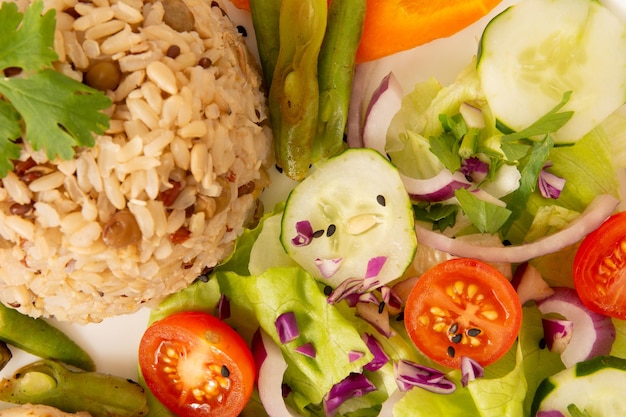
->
xmin=361 ymin=72 xmax=404 ymax=155
xmin=542 ymin=318 xmax=574 ymax=354
xmin=415 ymin=194 xmax=619 ymax=263
xmin=460 ymin=356 xmax=484 ymax=387
xmin=401 ymin=170 xmax=472 ymax=202
xmin=537 ymin=287 xmax=615 ymax=368
xmin=253 ymin=329 xmax=300 ymax=417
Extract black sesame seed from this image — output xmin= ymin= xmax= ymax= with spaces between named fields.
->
xmin=275 ymin=164 xmax=283 ymax=173
xmin=221 ymin=365 xmax=230 ymax=377
xmin=447 ymin=346 xmax=456 ymax=358
xmin=378 ymin=301 xmax=385 ymax=314
xmin=502 ymin=239 xmax=512 ymax=246
xmin=236 ymin=25 xmax=248 ymax=37
xmin=326 ymin=224 xmax=336 ymax=237
xmin=313 ymin=229 xmax=324 ymax=238
xmin=451 ymin=334 xmax=462 ymax=344
xmin=539 ymin=338 xmax=547 ymax=349
xmin=448 ymin=323 xmax=459 ymax=334
xmin=323 ymin=285 xmax=333 ymax=296
xmin=376 ymin=194 xmax=386 ymax=207
xmin=467 ymin=328 xmax=482 ymax=337
xmin=395 ymin=311 xmax=405 ymax=321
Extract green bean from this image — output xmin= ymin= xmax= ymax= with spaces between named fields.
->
xmin=314 ymin=0 xmax=367 ymax=160
xmin=0 ymin=359 xmax=148 ymax=417
xmin=0 ymin=303 xmax=94 ymax=371
xmin=249 ymin=0 xmax=281 ymax=89
xmin=268 ymin=0 xmax=327 ymax=181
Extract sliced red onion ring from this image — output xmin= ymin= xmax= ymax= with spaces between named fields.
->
xmin=415 ymin=194 xmax=619 ymax=263
xmin=510 ymin=262 xmax=555 ymax=306
xmin=361 ymin=72 xmax=404 ymax=156
xmin=275 ymin=312 xmax=300 ymax=344
xmin=401 ymin=170 xmax=472 ymax=202
xmin=460 ymin=356 xmax=484 ymax=387
xmin=378 ymin=389 xmax=406 ymax=417
xmin=461 ymin=157 xmax=489 ymax=183
xmin=323 ymin=373 xmax=377 ymax=417
xmin=537 ymin=287 xmax=615 ymax=368
xmin=363 ymin=333 xmax=389 ymax=372
xmin=356 ymin=302 xmax=394 ymax=338
xmin=394 ymin=359 xmax=456 ymax=394
xmin=542 ymin=318 xmax=574 ymax=354
xmin=253 ymin=329 xmax=300 ymax=417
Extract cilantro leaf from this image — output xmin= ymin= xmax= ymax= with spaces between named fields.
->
xmin=0 ymin=69 xmax=111 ymax=161
xmin=455 ymin=188 xmax=511 ymax=234
xmin=0 ymin=1 xmax=57 ymax=72
xmin=0 ymin=100 xmax=22 ymax=176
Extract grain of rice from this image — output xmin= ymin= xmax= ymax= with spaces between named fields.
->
xmin=146 ymin=60 xmax=178 ymax=95
xmin=111 ymin=1 xmax=143 ymax=24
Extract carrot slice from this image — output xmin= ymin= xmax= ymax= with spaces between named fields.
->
xmin=229 ymin=0 xmax=250 ymax=11
xmin=355 ymin=0 xmax=503 ymax=63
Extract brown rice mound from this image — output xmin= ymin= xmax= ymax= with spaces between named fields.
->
xmin=0 ymin=0 xmax=272 ymax=323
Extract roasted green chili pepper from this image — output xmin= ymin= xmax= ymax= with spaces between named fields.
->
xmin=268 ymin=0 xmax=327 ymax=181
xmin=0 ymin=303 xmax=94 ymax=371
xmin=249 ymin=0 xmax=281 ymax=89
xmin=315 ymin=0 xmax=367 ymax=160
xmin=0 ymin=359 xmax=148 ymax=417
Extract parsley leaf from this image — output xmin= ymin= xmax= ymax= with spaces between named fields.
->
xmin=455 ymin=188 xmax=511 ymax=234
xmin=0 ymin=1 xmax=57 ymax=72
xmin=0 ymin=1 xmax=111 ymax=177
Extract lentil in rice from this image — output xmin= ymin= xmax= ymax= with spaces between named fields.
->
xmin=0 ymin=0 xmax=272 ymax=323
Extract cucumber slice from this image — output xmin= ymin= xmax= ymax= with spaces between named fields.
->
xmin=280 ymin=148 xmax=417 ymax=288
xmin=477 ymin=0 xmax=626 ymax=144
xmin=531 ymin=355 xmax=626 ymax=416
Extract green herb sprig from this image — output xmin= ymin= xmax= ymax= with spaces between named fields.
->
xmin=0 ymin=0 xmax=111 ymax=177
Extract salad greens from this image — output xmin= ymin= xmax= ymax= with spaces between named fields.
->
xmin=0 ymin=0 xmax=111 ymax=178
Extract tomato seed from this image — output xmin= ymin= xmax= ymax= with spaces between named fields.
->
xmin=448 ymin=323 xmax=459 ymax=334
xmin=467 ymin=328 xmax=482 ymax=337
xmin=447 ymin=346 xmax=455 ymax=358
xmin=450 ymin=334 xmax=462 ymax=344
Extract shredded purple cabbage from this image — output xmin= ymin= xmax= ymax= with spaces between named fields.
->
xmin=460 ymin=356 xmax=484 ymax=387
xmin=538 ymin=162 xmax=566 ymax=199
xmin=394 ymin=359 xmax=456 ymax=394
xmin=365 ymin=256 xmax=387 ymax=278
xmin=348 ymin=350 xmax=366 ymax=363
xmin=536 ymin=411 xmax=566 ymax=417
xmin=363 ymin=333 xmax=389 ymax=372
xmin=294 ymin=342 xmax=316 ymax=358
xmin=323 ymin=373 xmax=377 ymax=417
xmin=314 ymin=257 xmax=343 ymax=278
xmin=275 ymin=312 xmax=300 ymax=344
xmin=291 ymin=220 xmax=314 ymax=246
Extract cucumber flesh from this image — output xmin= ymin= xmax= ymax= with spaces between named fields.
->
xmin=280 ymin=148 xmax=417 ymax=288
xmin=477 ymin=0 xmax=626 ymax=144
xmin=532 ymin=355 xmax=626 ymax=416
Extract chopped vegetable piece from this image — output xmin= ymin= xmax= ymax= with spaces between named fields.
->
xmin=323 ymin=373 xmax=376 ymax=417
xmin=356 ymin=0 xmax=502 ymax=63
xmin=573 ymin=210 xmax=626 ymax=320
xmin=268 ymin=0 xmax=327 ymax=180
xmin=404 ymin=258 xmax=522 ymax=369
xmin=138 ymin=311 xmax=255 ymax=417
xmin=275 ymin=311 xmax=300 ymax=344
xmin=249 ymin=0 xmax=281 ymax=88
xmin=0 ymin=1 xmax=111 ymax=177
xmin=393 ymin=359 xmax=456 ymax=394
xmin=532 ymin=356 xmax=626 ymax=416
xmin=315 ymin=0 xmax=366 ymax=160
xmin=0 ymin=359 xmax=147 ymax=417
xmin=280 ymin=148 xmax=417 ymax=289
xmin=0 ymin=303 xmax=94 ymax=371
xmin=460 ymin=356 xmax=484 ymax=387
xmin=477 ymin=0 xmax=626 ymax=144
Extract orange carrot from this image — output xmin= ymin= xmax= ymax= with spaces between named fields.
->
xmin=355 ymin=0 xmax=503 ymax=63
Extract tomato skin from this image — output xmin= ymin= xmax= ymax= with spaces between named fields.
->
xmin=138 ymin=311 xmax=255 ymax=417
xmin=573 ymin=211 xmax=626 ymax=320
xmin=404 ymin=258 xmax=522 ymax=369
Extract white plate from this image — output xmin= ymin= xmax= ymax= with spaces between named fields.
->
xmin=1 ymin=0 xmax=625 ymax=411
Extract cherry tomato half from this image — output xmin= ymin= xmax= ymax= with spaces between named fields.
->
xmin=573 ymin=210 xmax=626 ymax=320
xmin=404 ymin=258 xmax=522 ymax=369
xmin=138 ymin=311 xmax=255 ymax=417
